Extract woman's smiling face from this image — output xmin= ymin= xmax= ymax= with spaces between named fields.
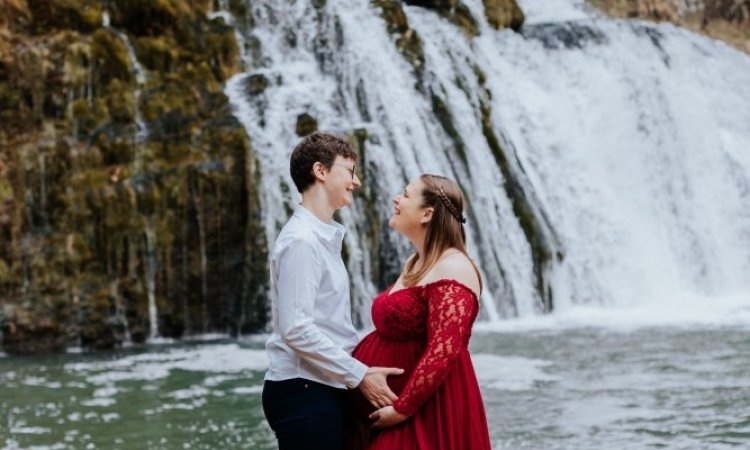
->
xmin=389 ymin=176 xmax=432 ymax=234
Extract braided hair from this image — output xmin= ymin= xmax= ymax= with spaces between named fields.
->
xmin=436 ymin=186 xmax=466 ymax=224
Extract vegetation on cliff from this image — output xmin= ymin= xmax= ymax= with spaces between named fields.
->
xmin=588 ymin=0 xmax=750 ymax=53
xmin=0 ymin=0 xmax=267 ymax=353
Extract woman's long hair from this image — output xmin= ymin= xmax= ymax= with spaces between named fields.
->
xmin=401 ymin=174 xmax=482 ymax=292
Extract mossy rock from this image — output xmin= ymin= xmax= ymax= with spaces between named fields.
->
xmin=452 ymin=4 xmax=479 ymax=37
xmin=403 ymin=0 xmax=459 ymax=8
xmin=373 ymin=0 xmax=409 ymax=35
xmin=0 ymin=0 xmax=32 ymax=31
xmin=141 ymin=79 xmax=201 ymax=123
xmin=91 ymin=28 xmax=134 ymax=84
xmin=372 ymin=1 xmax=425 ymax=76
xmin=134 ymin=36 xmax=179 ymax=72
xmin=109 ymin=0 xmax=198 ymax=38
xmin=0 ymin=302 xmax=68 ymax=354
xmin=104 ymin=79 xmax=136 ymax=124
xmin=245 ymin=73 xmax=269 ymax=95
xmin=69 ymin=98 xmax=102 ymax=137
xmin=26 ymin=0 xmax=102 ymax=33
xmin=482 ymin=0 xmax=525 ymax=31
xmin=295 ymin=113 xmax=318 ymax=137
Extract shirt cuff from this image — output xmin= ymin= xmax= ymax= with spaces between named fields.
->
xmin=345 ymin=359 xmax=369 ymax=389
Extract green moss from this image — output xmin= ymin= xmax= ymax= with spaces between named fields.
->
xmin=372 ymin=0 xmax=426 ymax=83
xmin=228 ymin=0 xmax=249 ymax=19
xmin=295 ymin=113 xmax=318 ymax=137
xmin=245 ymin=73 xmax=268 ymax=95
xmin=105 ymin=79 xmax=136 ymax=123
xmin=63 ymin=41 xmax=91 ymax=89
xmin=134 ymin=36 xmax=179 ymax=73
xmin=91 ymin=29 xmax=134 ymax=84
xmin=0 ymin=259 xmax=9 ymax=283
xmin=1 ymin=0 xmax=271 ymax=351
xmin=451 ymin=4 xmax=479 ymax=37
xmin=480 ymin=100 xmax=552 ymax=309
xmin=431 ymin=92 xmax=468 ymax=166
xmin=27 ymin=0 xmax=102 ymax=33
xmin=482 ymin=0 xmax=525 ymax=31
xmin=204 ymin=23 xmax=240 ymax=79
xmin=141 ymin=79 xmax=200 ymax=124
xmin=110 ymin=0 xmax=197 ymax=38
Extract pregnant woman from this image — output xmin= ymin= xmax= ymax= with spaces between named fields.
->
xmin=348 ymin=174 xmax=491 ymax=450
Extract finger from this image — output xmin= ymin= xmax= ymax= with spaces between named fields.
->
xmin=385 ymin=367 xmax=405 ymax=376
xmin=369 ymin=411 xmax=380 ymax=421
xmin=369 ymin=398 xmax=380 ymax=408
xmin=384 ymin=389 xmax=398 ymax=403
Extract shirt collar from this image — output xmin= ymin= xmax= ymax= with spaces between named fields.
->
xmin=294 ymin=205 xmax=345 ymax=245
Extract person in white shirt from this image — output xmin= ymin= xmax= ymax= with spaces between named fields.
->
xmin=262 ymin=132 xmax=403 ymax=450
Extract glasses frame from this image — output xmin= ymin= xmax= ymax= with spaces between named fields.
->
xmin=331 ymin=162 xmax=360 ymax=180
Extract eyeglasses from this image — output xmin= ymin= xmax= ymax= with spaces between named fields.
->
xmin=331 ymin=162 xmax=361 ymax=180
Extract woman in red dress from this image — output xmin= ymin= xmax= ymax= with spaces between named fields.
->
xmin=347 ymin=174 xmax=491 ymax=450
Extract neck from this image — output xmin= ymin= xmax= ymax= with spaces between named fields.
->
xmin=300 ymin=185 xmax=335 ymax=223
xmin=408 ymin=230 xmax=427 ymax=266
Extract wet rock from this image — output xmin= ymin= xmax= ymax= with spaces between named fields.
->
xmin=245 ymin=73 xmax=269 ymax=95
xmin=295 ymin=113 xmax=318 ymax=137
xmin=482 ymin=0 xmax=525 ymax=31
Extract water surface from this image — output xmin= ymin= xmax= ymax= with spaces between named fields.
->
xmin=2 ymin=327 xmax=748 ymax=449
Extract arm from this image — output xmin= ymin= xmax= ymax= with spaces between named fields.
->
xmin=275 ymin=240 xmax=368 ymax=389
xmin=385 ymin=281 xmax=478 ymax=421
xmin=276 ymin=240 xmax=403 ymax=404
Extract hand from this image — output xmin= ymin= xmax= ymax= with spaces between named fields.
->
xmin=358 ymin=366 xmax=404 ymax=408
xmin=369 ymin=406 xmax=409 ymax=428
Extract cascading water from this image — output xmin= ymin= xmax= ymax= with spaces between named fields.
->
xmin=209 ymin=2 xmax=251 ymax=71
xmin=144 ymin=220 xmax=159 ymax=339
xmin=224 ymin=0 xmax=750 ymax=326
xmin=471 ymin=0 xmax=750 ymax=319
xmin=102 ymin=11 xmax=149 ymax=164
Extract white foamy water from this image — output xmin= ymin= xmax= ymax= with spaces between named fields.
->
xmin=223 ymin=0 xmax=750 ymax=328
xmin=65 ymin=344 xmax=269 ymax=384
xmin=473 ymin=353 xmax=559 ymax=391
xmin=232 ymin=385 xmax=264 ymax=395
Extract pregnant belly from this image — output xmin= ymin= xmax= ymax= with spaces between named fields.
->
xmin=349 ymin=331 xmax=425 ymax=418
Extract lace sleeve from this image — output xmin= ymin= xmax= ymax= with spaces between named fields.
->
xmin=392 ymin=279 xmax=479 ymax=416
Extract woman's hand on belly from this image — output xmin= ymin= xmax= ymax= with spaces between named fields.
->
xmin=369 ymin=406 xmax=409 ymax=428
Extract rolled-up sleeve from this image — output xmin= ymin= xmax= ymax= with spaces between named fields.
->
xmin=275 ymin=240 xmax=367 ymax=389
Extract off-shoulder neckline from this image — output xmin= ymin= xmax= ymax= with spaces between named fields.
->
xmin=387 ymin=278 xmax=479 ymax=300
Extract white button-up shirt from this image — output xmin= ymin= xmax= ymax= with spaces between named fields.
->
xmin=264 ymin=206 xmax=368 ymax=389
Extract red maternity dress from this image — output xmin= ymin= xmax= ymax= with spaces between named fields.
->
xmin=348 ymin=278 xmax=491 ymax=450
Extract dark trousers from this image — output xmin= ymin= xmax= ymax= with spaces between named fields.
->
xmin=262 ymin=378 xmax=346 ymax=450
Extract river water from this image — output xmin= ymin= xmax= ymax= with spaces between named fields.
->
xmin=2 ymin=325 xmax=748 ymax=449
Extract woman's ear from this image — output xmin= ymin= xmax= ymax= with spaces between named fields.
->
xmin=312 ymin=161 xmax=327 ymax=181
xmin=420 ymin=207 xmax=434 ymax=225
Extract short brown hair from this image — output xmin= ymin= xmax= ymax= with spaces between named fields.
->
xmin=290 ymin=132 xmax=357 ymax=193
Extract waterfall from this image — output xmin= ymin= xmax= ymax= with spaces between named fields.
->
xmin=209 ymin=3 xmax=250 ymax=70
xmin=102 ymin=11 xmax=149 ymax=167
xmin=224 ymin=0 xmax=750 ymax=324
xmin=473 ymin=0 xmax=750 ymax=314
xmin=38 ymin=152 xmax=47 ymax=229
xmin=110 ymin=280 xmax=133 ymax=345
xmin=144 ymin=220 xmax=159 ymax=339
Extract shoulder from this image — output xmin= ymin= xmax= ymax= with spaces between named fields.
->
xmin=273 ymin=226 xmax=321 ymax=259
xmin=423 ymin=251 xmax=480 ymax=297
